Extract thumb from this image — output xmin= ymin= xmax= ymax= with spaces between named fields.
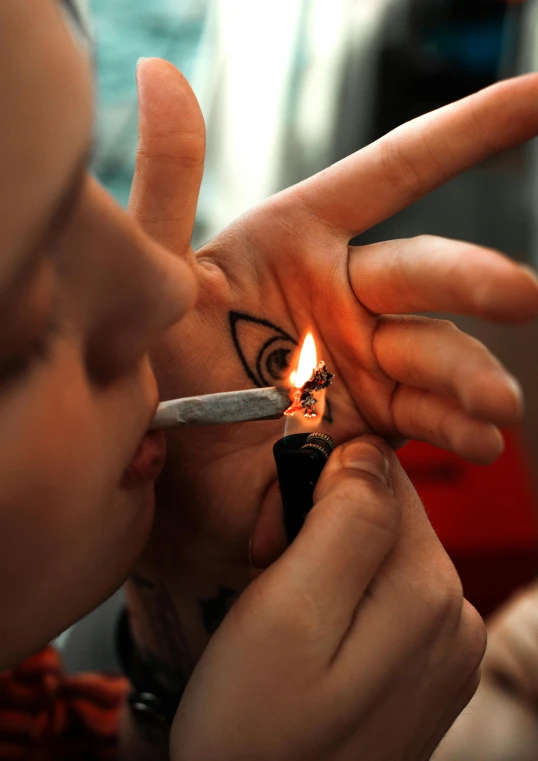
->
xmin=260 ymin=437 xmax=399 ymax=648
xmin=129 ymin=57 xmax=205 ymax=257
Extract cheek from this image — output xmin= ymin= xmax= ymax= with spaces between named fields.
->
xmin=0 ymin=346 xmax=154 ymax=653
xmin=1 ymin=352 xmax=116 ymax=519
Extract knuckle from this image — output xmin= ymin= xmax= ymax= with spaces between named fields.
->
xmin=460 ymin=601 xmax=488 ymax=671
xmin=435 ymin=317 xmax=460 ymax=336
xmin=380 ymin=125 xmax=449 ymax=199
xmin=137 ymin=132 xmax=205 ymax=170
xmin=416 ymin=561 xmax=465 ymax=634
xmin=401 ymin=385 xmax=430 ymax=434
xmin=468 ymin=266 xmax=502 ymax=314
xmin=380 ymin=133 xmax=424 ymax=198
xmin=410 ymin=233 xmax=437 ymax=250
xmin=338 ymin=440 xmax=390 ymax=479
xmin=342 ymin=435 xmax=392 ymax=460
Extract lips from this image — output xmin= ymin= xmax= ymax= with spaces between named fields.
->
xmin=121 ymin=429 xmax=167 ymax=489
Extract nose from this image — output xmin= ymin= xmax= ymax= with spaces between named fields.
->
xmin=66 ymin=179 xmax=198 ymax=382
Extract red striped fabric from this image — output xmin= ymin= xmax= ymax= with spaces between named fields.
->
xmin=0 ymin=647 xmax=129 ymax=761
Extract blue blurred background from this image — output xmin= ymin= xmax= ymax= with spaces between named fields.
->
xmin=92 ymin=0 xmax=208 ymax=206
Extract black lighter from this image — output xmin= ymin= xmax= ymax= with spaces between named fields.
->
xmin=273 ymin=432 xmax=335 ymax=543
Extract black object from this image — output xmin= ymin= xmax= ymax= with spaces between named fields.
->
xmin=273 ymin=432 xmax=335 ymax=542
xmin=116 ymin=610 xmax=180 ymax=730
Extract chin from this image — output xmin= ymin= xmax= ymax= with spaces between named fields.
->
xmin=0 ymin=487 xmax=156 ymax=672
xmin=106 ymin=485 xmax=156 ymax=583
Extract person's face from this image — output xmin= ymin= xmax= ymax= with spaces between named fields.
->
xmin=0 ymin=1 xmax=197 ymax=668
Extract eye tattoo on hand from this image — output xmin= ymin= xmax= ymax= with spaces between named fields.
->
xmin=229 ymin=311 xmax=333 ymax=424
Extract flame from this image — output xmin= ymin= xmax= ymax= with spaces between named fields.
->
xmin=290 ymin=332 xmax=317 ymax=388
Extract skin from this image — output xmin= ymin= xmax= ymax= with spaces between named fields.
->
xmin=126 ymin=59 xmax=538 ymax=689
xmin=436 ymin=581 xmax=538 ymax=761
xmin=0 ymin=3 xmax=196 ymax=668
xmin=171 ymin=437 xmax=486 ymax=761
xmin=0 ymin=5 xmax=526 ymax=759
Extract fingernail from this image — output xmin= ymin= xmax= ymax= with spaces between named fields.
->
xmin=341 ymin=442 xmax=390 ymax=485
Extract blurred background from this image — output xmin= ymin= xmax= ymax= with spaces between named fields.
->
xmin=62 ymin=0 xmax=538 ymax=668
xmin=92 ymin=0 xmax=533 ymax=251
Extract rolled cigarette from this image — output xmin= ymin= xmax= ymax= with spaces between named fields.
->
xmin=151 ymin=386 xmax=291 ymax=430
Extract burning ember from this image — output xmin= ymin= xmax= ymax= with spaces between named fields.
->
xmin=285 ymin=333 xmax=334 ymax=418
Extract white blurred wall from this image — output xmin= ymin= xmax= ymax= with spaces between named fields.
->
xmin=193 ymin=0 xmax=408 ymax=243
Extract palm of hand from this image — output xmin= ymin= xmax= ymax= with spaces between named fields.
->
xmin=131 ymin=61 xmax=538 ymax=567
xmin=152 ymin=203 xmax=390 ymax=562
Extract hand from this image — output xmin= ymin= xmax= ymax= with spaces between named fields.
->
xmin=130 ymin=61 xmax=538 ymax=561
xmin=169 ymin=435 xmax=485 ymax=761
xmin=127 ymin=60 xmax=538 ymax=675
xmin=436 ymin=582 xmax=538 ymax=761
xmin=484 ymin=580 xmax=538 ymax=704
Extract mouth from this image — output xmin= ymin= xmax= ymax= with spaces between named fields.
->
xmin=121 ymin=408 xmax=167 ymax=490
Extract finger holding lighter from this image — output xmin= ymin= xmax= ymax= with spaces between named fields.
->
xmin=172 ymin=437 xmax=485 ymax=761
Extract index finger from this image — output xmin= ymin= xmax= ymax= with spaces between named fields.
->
xmin=296 ymin=74 xmax=538 ymax=237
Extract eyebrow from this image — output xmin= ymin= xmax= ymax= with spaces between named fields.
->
xmin=0 ymin=146 xmax=92 ymax=306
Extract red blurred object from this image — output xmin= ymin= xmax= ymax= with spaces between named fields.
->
xmin=0 ymin=647 xmax=128 ymax=760
xmin=398 ymin=429 xmax=538 ymax=617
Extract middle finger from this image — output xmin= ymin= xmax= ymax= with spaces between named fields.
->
xmin=348 ymin=235 xmax=538 ymax=323
xmin=373 ymin=314 xmax=523 ymax=427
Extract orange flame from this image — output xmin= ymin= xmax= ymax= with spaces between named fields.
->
xmin=289 ymin=332 xmax=317 ymax=388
